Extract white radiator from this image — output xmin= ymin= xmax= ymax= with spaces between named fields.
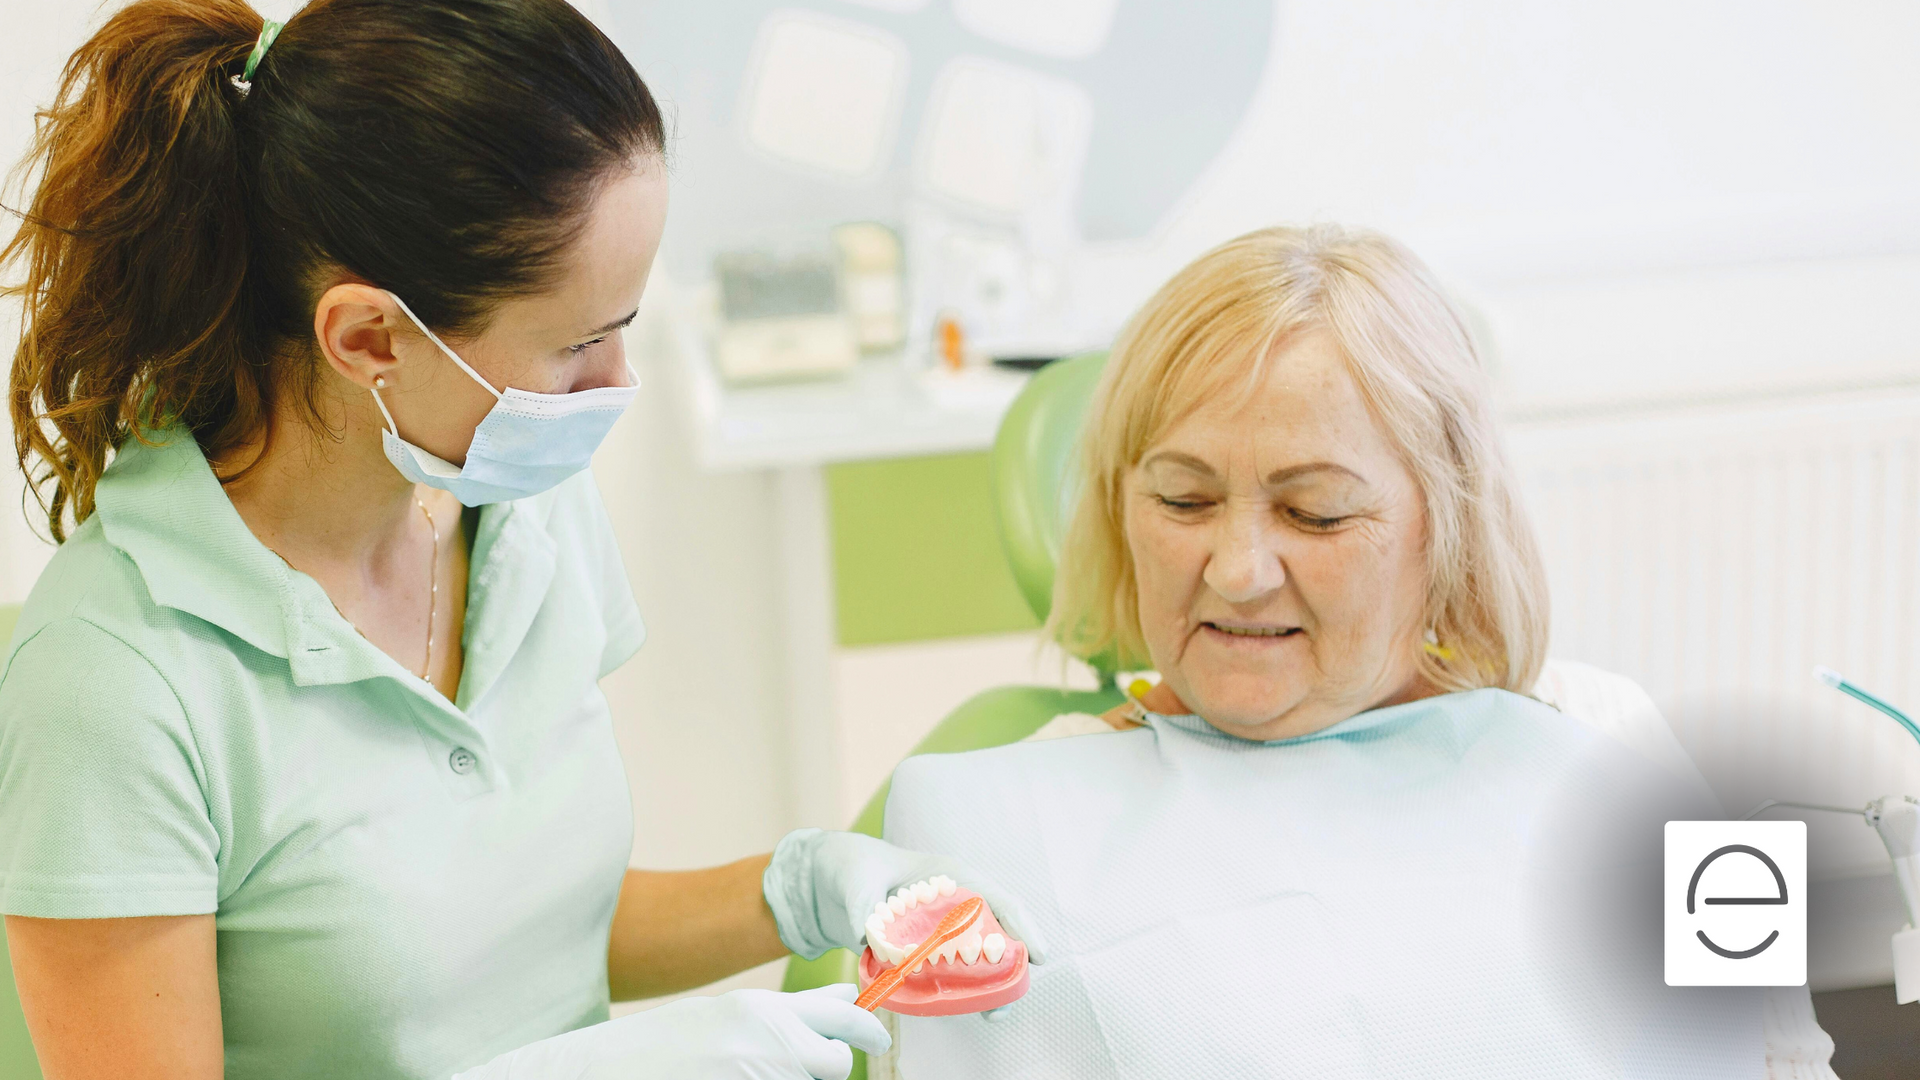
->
xmin=1508 ymin=386 xmax=1920 ymax=879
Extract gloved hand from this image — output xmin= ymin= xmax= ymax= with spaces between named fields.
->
xmin=451 ymin=984 xmax=889 ymax=1080
xmin=762 ymin=828 xmax=1050 ymax=966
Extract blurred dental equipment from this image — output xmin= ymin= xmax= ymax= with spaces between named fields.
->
xmin=1815 ymin=666 xmax=1920 ymax=746
xmin=907 ymin=215 xmax=1088 ymax=368
xmin=712 ymin=250 xmax=858 ymax=384
xmin=1766 ymin=667 xmax=1920 ymax=1004
xmin=1746 ymin=790 xmax=1920 ymax=1003
xmin=935 ymin=311 xmax=968 ymax=372
xmin=830 ymin=222 xmax=906 ymax=352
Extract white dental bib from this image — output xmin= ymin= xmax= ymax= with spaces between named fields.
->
xmin=883 ymin=689 xmax=1763 ymax=1080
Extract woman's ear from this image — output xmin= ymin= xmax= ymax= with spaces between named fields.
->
xmin=313 ymin=283 xmax=406 ymax=390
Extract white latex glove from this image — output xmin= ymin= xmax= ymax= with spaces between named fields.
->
xmin=451 ymin=985 xmax=889 ymax=1080
xmin=762 ymin=828 xmax=1050 ymax=965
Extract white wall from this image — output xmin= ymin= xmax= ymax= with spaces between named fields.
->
xmin=594 ymin=311 xmax=797 ymax=870
xmin=0 ymin=1 xmax=96 ymax=599
xmin=1061 ymin=0 xmax=1920 ymax=405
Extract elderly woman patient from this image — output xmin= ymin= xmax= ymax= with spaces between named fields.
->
xmin=877 ymin=226 xmax=1837 ymax=1079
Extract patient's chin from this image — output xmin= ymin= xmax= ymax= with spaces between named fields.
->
xmin=1200 ymin=709 xmax=1311 ymax=741
xmin=1176 ymin=673 xmax=1310 ymax=737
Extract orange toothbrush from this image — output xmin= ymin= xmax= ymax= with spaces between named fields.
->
xmin=855 ymin=896 xmax=984 ymax=1011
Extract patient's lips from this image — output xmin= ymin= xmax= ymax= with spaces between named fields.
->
xmin=859 ymin=875 xmax=1031 ymax=1015
xmin=1203 ymin=618 xmax=1299 ymax=635
xmin=1201 ymin=619 xmax=1302 ymax=646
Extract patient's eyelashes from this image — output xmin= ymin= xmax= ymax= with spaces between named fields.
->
xmin=1149 ymin=490 xmax=1359 ymax=532
xmin=1154 ymin=493 xmax=1215 ymax=513
xmin=1286 ymin=508 xmax=1350 ymax=531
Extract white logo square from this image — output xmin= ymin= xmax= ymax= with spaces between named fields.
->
xmin=1665 ymin=820 xmax=1806 ymax=986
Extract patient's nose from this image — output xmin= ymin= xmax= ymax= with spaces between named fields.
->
xmin=1203 ymin=506 xmax=1286 ymax=603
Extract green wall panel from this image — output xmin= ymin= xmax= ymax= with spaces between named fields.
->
xmin=827 ymin=453 xmax=1039 ymax=646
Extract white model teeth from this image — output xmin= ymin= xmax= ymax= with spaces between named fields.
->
xmin=1213 ymin=624 xmax=1289 ymax=636
xmin=869 ymin=930 xmax=910 ymax=965
xmin=865 ymin=878 xmax=1004 ymax=969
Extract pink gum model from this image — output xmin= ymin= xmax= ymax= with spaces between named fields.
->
xmin=858 ymin=881 xmax=1031 ymax=1016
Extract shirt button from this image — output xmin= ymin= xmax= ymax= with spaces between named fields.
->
xmin=448 ymin=747 xmax=477 ymax=775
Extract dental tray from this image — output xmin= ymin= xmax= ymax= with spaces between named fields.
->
xmin=858 ymin=876 xmax=1031 ymax=1016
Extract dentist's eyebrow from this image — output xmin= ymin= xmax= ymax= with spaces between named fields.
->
xmin=582 ymin=307 xmax=639 ymax=338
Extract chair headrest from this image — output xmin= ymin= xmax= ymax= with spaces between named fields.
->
xmin=988 ymin=351 xmax=1110 ymax=624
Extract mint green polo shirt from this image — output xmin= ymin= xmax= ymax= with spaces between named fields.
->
xmin=0 ymin=428 xmax=646 ymax=1080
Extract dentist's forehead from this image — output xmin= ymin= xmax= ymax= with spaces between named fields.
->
xmin=479 ymin=165 xmax=667 ymax=348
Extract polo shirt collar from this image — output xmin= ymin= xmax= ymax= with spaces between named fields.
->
xmin=93 ymin=428 xmax=556 ymax=697
xmin=95 ymin=429 xmax=304 ymax=662
xmin=458 ymin=497 xmax=557 ymax=711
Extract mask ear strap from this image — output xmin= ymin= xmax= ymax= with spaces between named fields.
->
xmin=385 ymin=290 xmax=505 ymax=401
xmin=369 ymin=380 xmax=404 ymax=435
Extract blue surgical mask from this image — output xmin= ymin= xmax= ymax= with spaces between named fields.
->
xmin=370 ymin=291 xmax=639 ymax=506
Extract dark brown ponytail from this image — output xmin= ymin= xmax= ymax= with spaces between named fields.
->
xmin=4 ymin=0 xmax=664 ymax=541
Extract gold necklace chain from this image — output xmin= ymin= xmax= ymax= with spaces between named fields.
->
xmin=262 ymin=493 xmax=439 ymax=682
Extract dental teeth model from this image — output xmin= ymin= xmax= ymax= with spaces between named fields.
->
xmin=857 ymin=875 xmax=1031 ymax=1015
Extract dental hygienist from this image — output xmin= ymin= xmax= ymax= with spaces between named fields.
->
xmin=0 ymin=3 xmax=1041 ymax=1079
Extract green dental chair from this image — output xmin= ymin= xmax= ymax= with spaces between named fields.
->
xmin=780 ymin=352 xmax=1123 ymax=1074
xmin=0 ymin=600 xmax=43 ymax=1080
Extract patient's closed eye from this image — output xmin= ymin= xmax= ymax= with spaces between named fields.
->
xmin=1286 ymin=508 xmax=1348 ymax=530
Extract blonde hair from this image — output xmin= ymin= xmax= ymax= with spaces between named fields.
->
xmin=1048 ymin=224 xmax=1547 ymax=695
